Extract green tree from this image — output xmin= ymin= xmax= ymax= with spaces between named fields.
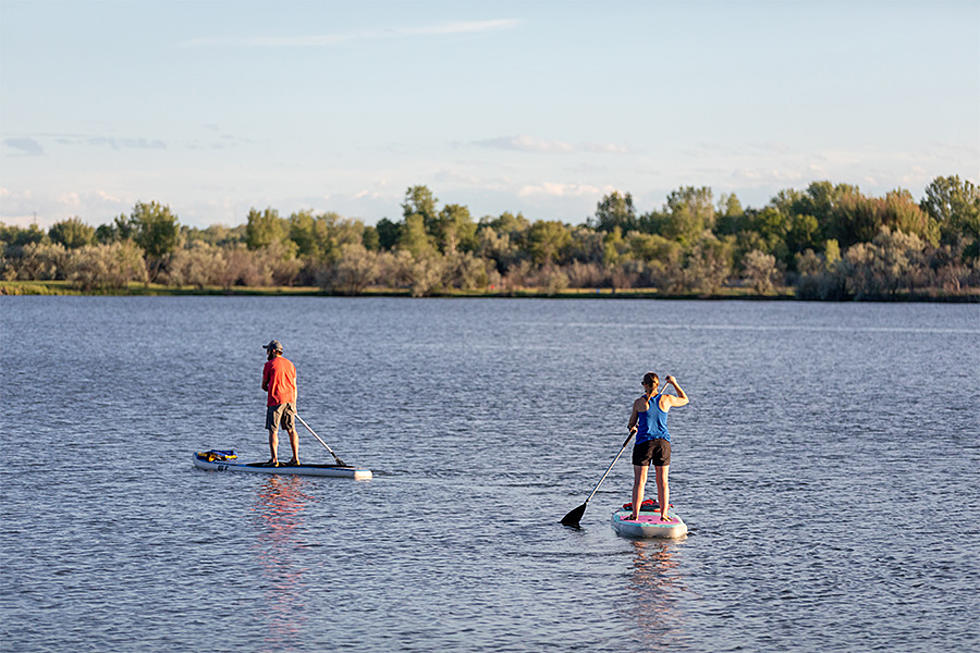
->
xmin=636 ymin=208 xmax=668 ymax=236
xmin=750 ymin=206 xmax=791 ymax=256
xmin=627 ymin=232 xmax=683 ymax=266
xmin=882 ymin=189 xmax=938 ymax=246
xmin=49 ymin=217 xmax=95 ymax=249
xmin=375 ymin=218 xmax=401 ymax=250
xmin=831 ymin=190 xmax=937 ymax=248
xmin=401 ymin=186 xmax=439 ymax=232
xmin=566 ymin=225 xmax=604 ymax=264
xmin=481 ymin=211 xmax=530 ymax=257
xmin=921 ymin=175 xmax=980 ymax=252
xmin=786 ymin=213 xmax=820 ymax=259
xmin=662 ymin=186 xmax=715 ymax=245
xmin=362 ymin=225 xmax=380 ymax=251
xmin=397 ymin=214 xmax=436 ymax=259
xmin=288 ymin=209 xmax=323 ymax=258
xmin=130 ymin=201 xmax=180 ymax=257
xmin=1 ymin=223 xmax=47 ymax=247
xmin=285 ymin=210 xmax=360 ymax=262
xmin=483 ymin=211 xmax=530 ymax=236
xmin=825 ymin=239 xmax=841 ymax=265
xmin=714 ymin=193 xmax=746 ymax=235
xmin=719 ymin=193 xmax=743 ymax=219
xmin=94 ymin=213 xmax=133 ymax=244
xmin=593 ymin=191 xmax=637 ymax=233
xmin=183 ymin=223 xmax=246 ymax=248
xmin=432 ymin=203 xmax=477 ymax=254
xmin=476 ymin=224 xmax=523 ymax=274
xmin=601 ymin=227 xmax=631 ymax=267
xmin=528 ymin=220 xmax=571 ymax=266
xmin=246 ymin=207 xmax=287 ymax=250
xmin=806 ymin=180 xmax=858 ymax=218
xmin=130 ymin=201 xmax=180 ymax=281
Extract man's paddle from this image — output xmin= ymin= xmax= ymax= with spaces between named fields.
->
xmin=295 ymin=414 xmax=348 ymax=467
xmin=561 ymin=382 xmax=666 ymax=529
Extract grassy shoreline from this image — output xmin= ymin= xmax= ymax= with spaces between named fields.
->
xmin=2 ymin=280 xmax=978 ymax=302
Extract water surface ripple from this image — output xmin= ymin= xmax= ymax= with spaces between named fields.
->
xmin=1 ymin=297 xmax=978 ymax=651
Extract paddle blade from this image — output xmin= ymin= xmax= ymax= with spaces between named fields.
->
xmin=560 ymin=503 xmax=587 ymax=529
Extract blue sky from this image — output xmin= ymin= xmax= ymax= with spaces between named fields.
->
xmin=1 ymin=0 xmax=978 ymax=229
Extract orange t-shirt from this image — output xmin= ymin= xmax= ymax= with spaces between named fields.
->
xmin=263 ymin=356 xmax=297 ymax=407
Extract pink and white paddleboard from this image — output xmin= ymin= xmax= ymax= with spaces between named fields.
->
xmin=611 ymin=508 xmax=688 ymax=539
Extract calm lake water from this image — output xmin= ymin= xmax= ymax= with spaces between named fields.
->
xmin=1 ymin=296 xmax=978 ymax=652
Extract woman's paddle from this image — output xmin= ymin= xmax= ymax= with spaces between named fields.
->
xmin=295 ymin=414 xmax=348 ymax=467
xmin=560 ymin=432 xmax=634 ymax=528
xmin=561 ymin=382 xmax=666 ymax=529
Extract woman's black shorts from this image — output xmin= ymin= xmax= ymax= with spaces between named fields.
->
xmin=632 ymin=438 xmax=671 ymax=467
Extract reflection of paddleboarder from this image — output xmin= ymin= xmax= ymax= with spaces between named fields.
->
xmin=627 ymin=541 xmax=687 ymax=643
xmin=254 ymin=476 xmax=311 ymax=645
xmin=627 ymin=373 xmax=688 ymax=522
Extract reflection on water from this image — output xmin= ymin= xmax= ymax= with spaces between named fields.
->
xmin=252 ymin=476 xmax=317 ymax=647
xmin=627 ymin=540 xmax=689 ymax=646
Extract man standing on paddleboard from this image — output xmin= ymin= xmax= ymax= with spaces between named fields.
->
xmin=262 ymin=339 xmax=299 ymax=466
xmin=626 ymin=372 xmax=688 ymax=522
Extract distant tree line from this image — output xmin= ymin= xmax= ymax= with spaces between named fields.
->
xmin=2 ymin=175 xmax=978 ymax=299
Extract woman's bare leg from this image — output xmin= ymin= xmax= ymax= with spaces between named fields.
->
xmin=630 ymin=464 xmax=649 ymax=520
xmin=655 ymin=464 xmax=670 ymax=521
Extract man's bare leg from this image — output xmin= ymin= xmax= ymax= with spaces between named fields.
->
xmin=286 ymin=427 xmax=299 ymax=465
xmin=268 ymin=429 xmax=279 ymax=465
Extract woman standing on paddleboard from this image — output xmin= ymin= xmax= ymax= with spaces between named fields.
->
xmin=626 ymin=372 xmax=688 ymax=522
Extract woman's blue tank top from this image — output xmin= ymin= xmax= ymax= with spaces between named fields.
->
xmin=636 ymin=393 xmax=670 ymax=443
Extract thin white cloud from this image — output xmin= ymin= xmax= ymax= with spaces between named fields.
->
xmin=583 ymin=142 xmax=630 ymax=154
xmin=61 ymin=136 xmax=167 ymax=150
xmin=97 ymin=190 xmax=124 ymax=204
xmin=432 ymin=169 xmax=487 ymax=185
xmin=474 ymin=135 xmax=629 ymax=155
xmin=518 ymin=182 xmax=615 ymax=198
xmin=681 ymin=141 xmax=799 ymax=160
xmin=180 ymin=19 xmax=520 ymax=48
xmin=476 ymin=135 xmax=574 ymax=154
xmin=58 ymin=192 xmax=82 ymax=208
xmin=400 ymin=19 xmax=520 ymax=36
xmin=0 ymin=188 xmax=130 ymax=227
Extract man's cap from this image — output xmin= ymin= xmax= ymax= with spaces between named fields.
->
xmin=263 ymin=339 xmax=284 ymax=352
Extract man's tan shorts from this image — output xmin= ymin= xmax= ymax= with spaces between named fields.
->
xmin=266 ymin=402 xmax=296 ymax=432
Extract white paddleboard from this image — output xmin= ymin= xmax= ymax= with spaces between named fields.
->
xmin=193 ymin=452 xmax=372 ymax=480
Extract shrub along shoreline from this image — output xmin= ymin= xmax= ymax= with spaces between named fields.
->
xmin=3 ymin=279 xmax=976 ymax=302
xmin=3 ymin=176 xmax=978 ymax=301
